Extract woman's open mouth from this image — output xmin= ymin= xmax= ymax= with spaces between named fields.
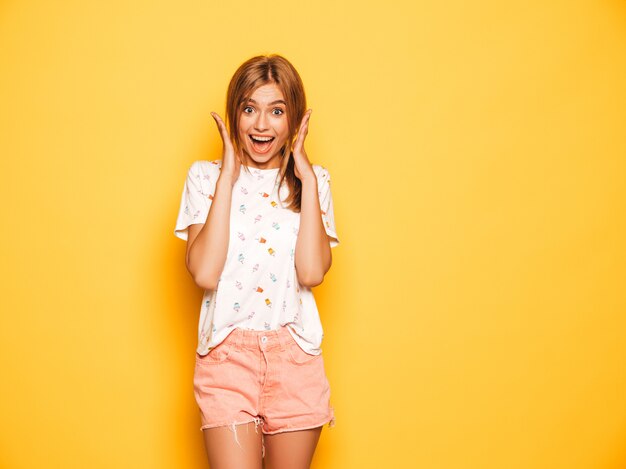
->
xmin=249 ymin=135 xmax=275 ymax=154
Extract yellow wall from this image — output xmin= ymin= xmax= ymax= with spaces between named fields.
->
xmin=1 ymin=1 xmax=625 ymax=467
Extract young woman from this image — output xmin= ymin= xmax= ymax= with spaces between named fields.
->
xmin=174 ymin=54 xmax=340 ymax=469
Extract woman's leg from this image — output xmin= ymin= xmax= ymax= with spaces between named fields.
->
xmin=202 ymin=421 xmax=264 ymax=469
xmin=262 ymin=426 xmax=323 ymax=469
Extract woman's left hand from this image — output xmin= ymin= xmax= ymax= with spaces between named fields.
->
xmin=292 ymin=109 xmax=316 ymax=181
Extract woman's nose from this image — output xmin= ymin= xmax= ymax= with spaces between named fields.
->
xmin=254 ymin=111 xmax=269 ymax=131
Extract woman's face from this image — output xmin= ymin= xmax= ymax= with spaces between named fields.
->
xmin=237 ymin=83 xmax=290 ymax=169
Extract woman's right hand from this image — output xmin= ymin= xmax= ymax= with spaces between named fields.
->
xmin=211 ymin=112 xmax=241 ymax=187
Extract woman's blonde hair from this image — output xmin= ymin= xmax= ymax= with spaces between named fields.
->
xmin=225 ymin=54 xmax=307 ymax=212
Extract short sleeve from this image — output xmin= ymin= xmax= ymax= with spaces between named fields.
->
xmin=174 ymin=161 xmax=215 ymax=241
xmin=316 ymin=166 xmax=340 ymax=248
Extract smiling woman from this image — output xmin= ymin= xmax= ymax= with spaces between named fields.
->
xmin=223 ymin=55 xmax=310 ymax=213
xmin=174 ymin=54 xmax=340 ymax=469
xmin=238 ymin=86 xmax=289 ymax=161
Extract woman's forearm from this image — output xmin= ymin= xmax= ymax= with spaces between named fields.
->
xmin=187 ymin=175 xmax=234 ymax=290
xmin=294 ymin=175 xmax=332 ymax=287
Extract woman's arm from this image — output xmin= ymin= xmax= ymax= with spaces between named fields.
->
xmin=186 ymin=112 xmax=241 ymax=290
xmin=185 ymin=174 xmax=235 ymax=290
xmin=294 ymin=174 xmax=333 ymax=287
xmin=291 ymin=109 xmax=334 ymax=287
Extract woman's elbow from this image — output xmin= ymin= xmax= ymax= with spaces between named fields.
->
xmin=194 ymin=276 xmax=217 ymax=290
xmin=188 ymin=266 xmax=219 ymax=291
xmin=297 ymin=271 xmax=325 ymax=288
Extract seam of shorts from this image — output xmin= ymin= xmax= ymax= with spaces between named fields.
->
xmin=195 ymin=346 xmax=234 ymax=366
xmin=195 ymin=359 xmax=230 ymax=366
xmin=199 ymin=418 xmax=259 ymax=431
xmin=287 ymin=344 xmax=323 ymax=366
xmin=261 ymin=417 xmax=334 ymax=435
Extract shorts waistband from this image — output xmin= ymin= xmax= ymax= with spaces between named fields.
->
xmin=227 ymin=325 xmax=294 ymax=351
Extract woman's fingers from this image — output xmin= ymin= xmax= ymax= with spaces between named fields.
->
xmin=211 ymin=112 xmax=241 ymax=184
xmin=210 ymin=112 xmax=233 ymax=149
xmin=293 ymin=109 xmax=312 ymax=152
xmin=210 ymin=112 xmax=223 ymax=134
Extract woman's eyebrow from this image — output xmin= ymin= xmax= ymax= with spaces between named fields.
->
xmin=247 ymin=98 xmax=286 ymax=105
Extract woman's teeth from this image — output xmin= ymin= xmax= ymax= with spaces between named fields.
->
xmin=249 ymin=135 xmax=275 ymax=153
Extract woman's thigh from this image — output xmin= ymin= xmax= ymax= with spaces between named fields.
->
xmin=202 ymin=421 xmax=264 ymax=469
xmin=263 ymin=426 xmax=323 ymax=469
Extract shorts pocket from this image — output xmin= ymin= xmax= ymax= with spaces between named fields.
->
xmin=287 ymin=338 xmax=321 ymax=365
xmin=196 ymin=340 xmax=233 ymax=366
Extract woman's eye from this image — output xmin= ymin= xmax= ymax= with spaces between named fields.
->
xmin=243 ymin=106 xmax=254 ymax=113
xmin=273 ymin=108 xmax=284 ymax=115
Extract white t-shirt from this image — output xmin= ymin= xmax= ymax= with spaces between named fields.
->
xmin=174 ymin=159 xmax=339 ymax=356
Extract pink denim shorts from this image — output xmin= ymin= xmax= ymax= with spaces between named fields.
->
xmin=193 ymin=325 xmax=335 ymax=435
